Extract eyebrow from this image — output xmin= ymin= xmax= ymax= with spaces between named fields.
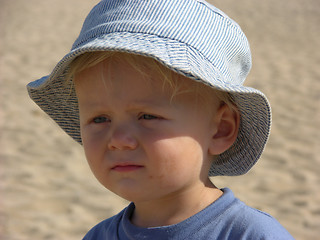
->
xmin=80 ymin=98 xmax=170 ymax=112
xmin=126 ymin=99 xmax=171 ymax=111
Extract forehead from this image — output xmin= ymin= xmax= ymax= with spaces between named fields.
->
xmin=74 ymin=53 xmax=217 ymax=107
xmin=74 ymin=56 xmax=170 ymax=95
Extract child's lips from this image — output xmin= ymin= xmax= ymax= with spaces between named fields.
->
xmin=111 ymin=164 xmax=144 ymax=172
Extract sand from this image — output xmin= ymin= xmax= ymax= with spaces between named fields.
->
xmin=1 ymin=0 xmax=319 ymax=239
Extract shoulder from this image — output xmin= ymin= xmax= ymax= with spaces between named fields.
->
xmin=216 ymin=189 xmax=294 ymax=239
xmin=232 ymin=206 xmax=293 ymax=239
xmin=82 ymin=204 xmax=132 ymax=240
xmin=82 ymin=215 xmax=119 ymax=240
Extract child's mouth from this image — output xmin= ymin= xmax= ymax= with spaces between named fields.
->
xmin=111 ymin=165 xmax=144 ymax=172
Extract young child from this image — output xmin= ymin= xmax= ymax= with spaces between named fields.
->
xmin=27 ymin=0 xmax=294 ymax=239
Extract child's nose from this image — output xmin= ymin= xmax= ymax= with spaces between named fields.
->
xmin=107 ymin=125 xmax=138 ymax=151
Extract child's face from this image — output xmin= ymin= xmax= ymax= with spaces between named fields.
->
xmin=75 ymin=56 xmax=221 ymax=203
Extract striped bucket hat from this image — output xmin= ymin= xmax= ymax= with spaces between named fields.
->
xmin=27 ymin=0 xmax=271 ymax=176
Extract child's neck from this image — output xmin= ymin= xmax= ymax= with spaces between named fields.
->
xmin=130 ymin=180 xmax=223 ymax=228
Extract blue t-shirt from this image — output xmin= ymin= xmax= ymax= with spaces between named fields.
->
xmin=83 ymin=188 xmax=294 ymax=239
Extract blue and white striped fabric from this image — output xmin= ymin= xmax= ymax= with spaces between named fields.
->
xmin=27 ymin=0 xmax=271 ymax=176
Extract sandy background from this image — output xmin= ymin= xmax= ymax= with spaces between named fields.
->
xmin=1 ymin=0 xmax=319 ymax=239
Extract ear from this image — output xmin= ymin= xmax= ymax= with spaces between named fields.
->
xmin=209 ymin=104 xmax=240 ymax=156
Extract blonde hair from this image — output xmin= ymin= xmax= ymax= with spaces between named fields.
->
xmin=67 ymin=51 xmax=236 ymax=109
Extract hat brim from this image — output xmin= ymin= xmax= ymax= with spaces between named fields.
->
xmin=27 ymin=32 xmax=271 ymax=176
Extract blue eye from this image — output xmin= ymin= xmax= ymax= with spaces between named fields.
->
xmin=93 ymin=116 xmax=108 ymax=123
xmin=140 ymin=114 xmax=158 ymax=120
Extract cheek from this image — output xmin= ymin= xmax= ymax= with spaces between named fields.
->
xmin=146 ymin=137 xmax=204 ymax=180
xmin=81 ymin=133 xmax=112 ymax=187
xmin=81 ymin=128 xmax=106 ymax=166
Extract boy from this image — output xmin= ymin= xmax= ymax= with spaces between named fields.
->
xmin=27 ymin=0 xmax=293 ymax=239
